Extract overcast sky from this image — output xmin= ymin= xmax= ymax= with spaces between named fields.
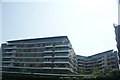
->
xmin=1 ymin=0 xmax=118 ymax=56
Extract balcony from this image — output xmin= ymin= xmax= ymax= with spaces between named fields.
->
xmin=5 ymin=52 xmax=12 ymax=54
xmin=97 ymin=58 xmax=104 ymax=62
xmin=44 ymin=51 xmax=53 ymax=53
xmin=45 ymin=45 xmax=53 ymax=48
xmin=2 ymin=56 xmax=11 ymax=58
xmin=108 ymin=56 xmax=115 ymax=59
xmin=2 ymin=65 xmax=13 ymax=67
xmin=54 ymin=56 xmax=69 ymax=58
xmin=43 ymin=67 xmax=52 ymax=69
xmin=2 ymin=60 xmax=14 ymax=63
xmin=12 ymin=50 xmax=16 ymax=53
xmin=17 ymin=47 xmax=44 ymax=49
xmin=2 ymin=64 xmax=13 ymax=67
xmin=14 ymin=62 xmax=42 ymax=63
xmin=53 ymin=67 xmax=70 ymax=70
xmin=8 ymin=66 xmax=44 ymax=69
xmin=4 ymin=46 xmax=17 ymax=50
xmin=55 ymin=50 xmax=70 ymax=53
xmin=11 ymin=55 xmax=15 ymax=58
xmin=2 ymin=61 xmax=11 ymax=63
xmin=43 ymin=61 xmax=52 ymax=63
xmin=2 ymin=55 xmax=15 ymax=58
xmin=44 ymin=56 xmax=52 ymax=58
xmin=17 ymin=52 xmax=43 ymax=53
xmin=54 ymin=61 xmax=69 ymax=63
xmin=8 ymin=43 xmax=14 ymax=45
xmin=14 ymin=57 xmax=43 ymax=58
xmin=55 ymin=44 xmax=70 ymax=48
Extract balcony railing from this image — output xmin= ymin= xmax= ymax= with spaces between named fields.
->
xmin=53 ymin=67 xmax=70 ymax=70
xmin=43 ymin=67 xmax=52 ymax=69
xmin=44 ymin=51 xmax=53 ymax=53
xmin=2 ymin=60 xmax=14 ymax=63
xmin=5 ymin=52 xmax=12 ymax=53
xmin=55 ymin=50 xmax=70 ymax=53
xmin=55 ymin=44 xmax=70 ymax=47
xmin=54 ymin=61 xmax=69 ymax=63
xmin=2 ymin=61 xmax=11 ymax=63
xmin=12 ymin=50 xmax=16 ymax=53
xmin=43 ymin=55 xmax=52 ymax=58
xmin=16 ymin=46 xmax=45 ymax=49
xmin=14 ymin=57 xmax=43 ymax=58
xmin=43 ymin=61 xmax=52 ymax=63
xmin=45 ymin=45 xmax=53 ymax=47
xmin=54 ymin=56 xmax=69 ymax=58
xmin=2 ymin=55 xmax=15 ymax=58
xmin=13 ymin=61 xmax=42 ymax=63
xmin=2 ymin=56 xmax=12 ymax=58
xmin=4 ymin=46 xmax=17 ymax=49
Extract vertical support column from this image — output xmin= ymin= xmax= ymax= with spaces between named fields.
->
xmin=104 ymin=55 xmax=108 ymax=68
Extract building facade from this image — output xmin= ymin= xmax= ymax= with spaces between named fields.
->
xmin=77 ymin=50 xmax=119 ymax=74
xmin=2 ymin=36 xmax=78 ymax=74
xmin=114 ymin=25 xmax=120 ymax=67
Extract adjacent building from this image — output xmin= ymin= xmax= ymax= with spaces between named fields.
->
xmin=114 ymin=25 xmax=120 ymax=68
xmin=77 ymin=50 xmax=119 ymax=74
xmin=2 ymin=36 xmax=78 ymax=74
xmin=113 ymin=0 xmax=120 ymax=67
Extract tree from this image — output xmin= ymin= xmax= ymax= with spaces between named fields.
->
xmin=96 ymin=69 xmax=120 ymax=79
xmin=106 ymin=69 xmax=120 ymax=79
xmin=103 ymin=67 xmax=112 ymax=75
xmin=92 ymin=67 xmax=100 ymax=78
xmin=78 ymin=67 xmax=86 ymax=74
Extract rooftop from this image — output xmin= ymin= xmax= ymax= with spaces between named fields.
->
xmin=7 ymin=36 xmax=69 ymax=43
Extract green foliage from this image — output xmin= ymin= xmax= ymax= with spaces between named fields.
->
xmin=92 ymin=67 xmax=100 ymax=78
xmin=78 ymin=67 xmax=86 ymax=74
xmin=81 ymin=68 xmax=120 ymax=80
xmin=94 ymin=69 xmax=120 ymax=79
xmin=105 ymin=69 xmax=120 ymax=79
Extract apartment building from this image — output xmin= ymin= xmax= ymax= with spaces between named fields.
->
xmin=2 ymin=36 xmax=78 ymax=74
xmin=113 ymin=0 xmax=120 ymax=67
xmin=77 ymin=50 xmax=119 ymax=74
xmin=114 ymin=25 xmax=120 ymax=66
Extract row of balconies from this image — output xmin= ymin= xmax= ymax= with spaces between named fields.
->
xmin=2 ymin=57 xmax=77 ymax=70
xmin=2 ymin=55 xmax=69 ymax=59
xmin=77 ymin=56 xmax=115 ymax=63
xmin=44 ymin=50 xmax=70 ymax=53
xmin=7 ymin=41 xmax=70 ymax=45
xmin=3 ymin=51 xmax=70 ymax=59
xmin=2 ymin=66 xmax=71 ymax=70
xmin=2 ymin=63 xmax=72 ymax=68
xmin=45 ymin=44 xmax=71 ymax=48
xmin=2 ymin=60 xmax=76 ymax=70
xmin=2 ymin=61 xmax=70 ymax=63
xmin=2 ymin=57 xmax=70 ymax=61
xmin=4 ymin=44 xmax=71 ymax=49
xmin=4 ymin=49 xmax=70 ymax=53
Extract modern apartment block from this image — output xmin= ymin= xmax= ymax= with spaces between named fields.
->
xmin=114 ymin=25 xmax=120 ymax=66
xmin=113 ymin=0 xmax=120 ymax=67
xmin=77 ymin=50 xmax=119 ymax=74
xmin=2 ymin=36 xmax=78 ymax=74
